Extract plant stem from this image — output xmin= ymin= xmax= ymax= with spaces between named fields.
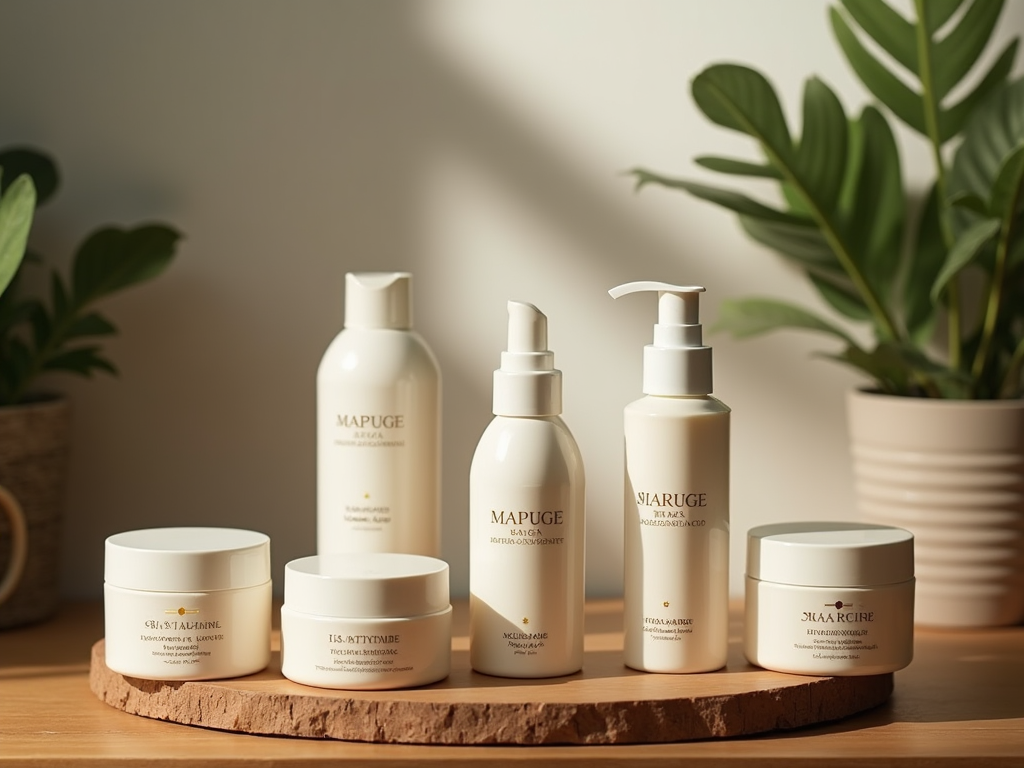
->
xmin=1000 ymin=335 xmax=1024 ymax=398
xmin=914 ymin=0 xmax=961 ymax=372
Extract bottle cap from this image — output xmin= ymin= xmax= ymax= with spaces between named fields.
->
xmin=344 ymin=272 xmax=412 ymax=329
xmin=609 ymin=281 xmax=712 ymax=396
xmin=493 ymin=301 xmax=562 ymax=417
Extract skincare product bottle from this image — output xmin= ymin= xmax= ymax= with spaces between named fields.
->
xmin=469 ymin=301 xmax=585 ymax=678
xmin=317 ymin=272 xmax=442 ymax=558
xmin=609 ymin=281 xmax=730 ymax=673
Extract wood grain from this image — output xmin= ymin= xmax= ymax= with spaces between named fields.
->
xmin=2 ymin=600 xmax=1023 ymax=766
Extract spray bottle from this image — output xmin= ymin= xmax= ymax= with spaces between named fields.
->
xmin=609 ymin=281 xmax=730 ymax=673
xmin=469 ymin=301 xmax=585 ymax=678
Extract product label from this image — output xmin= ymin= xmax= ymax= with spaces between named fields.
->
xmin=795 ymin=601 xmax=878 ymax=661
xmin=316 ymin=631 xmax=415 ymax=676
xmin=139 ymin=607 xmax=226 ymax=667
xmin=635 ymin=489 xmax=709 ymax=528
xmin=488 ymin=508 xmax=565 ymax=546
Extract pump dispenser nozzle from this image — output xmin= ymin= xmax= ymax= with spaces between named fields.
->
xmin=493 ymin=301 xmax=562 ymax=417
xmin=609 ymin=281 xmax=713 ymax=396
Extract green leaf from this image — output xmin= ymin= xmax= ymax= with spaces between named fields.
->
xmin=830 ymin=6 xmax=926 ymax=135
xmin=691 ymin=65 xmax=793 ymax=163
xmin=738 ymin=216 xmax=835 ymax=268
xmin=931 ymin=217 xmax=1001 ymax=301
xmin=933 ymin=0 xmax=1007 ymax=100
xmin=905 ymin=186 xmax=947 ymax=340
xmin=712 ymin=297 xmax=858 ymax=345
xmin=694 ymin=156 xmax=782 ymax=179
xmin=949 ymin=78 xmax=1024 ymax=231
xmin=632 ymin=170 xmax=809 ymax=225
xmin=989 ymin=144 xmax=1024 ymax=220
xmin=72 ymin=224 xmax=180 ymax=306
xmin=809 ymin=273 xmax=871 ymax=321
xmin=43 ymin=346 xmax=118 ymax=377
xmin=923 ymin=0 xmax=966 ymax=34
xmin=0 ymin=174 xmax=36 ymax=297
xmin=839 ymin=0 xmax=917 ymax=73
xmin=795 ymin=77 xmax=849 ymax=214
xmin=66 ymin=312 xmax=117 ymax=340
xmin=939 ymin=40 xmax=1019 ymax=143
xmin=846 ymin=106 xmax=904 ymax=299
xmin=826 ymin=341 xmax=969 ymax=397
xmin=0 ymin=148 xmax=59 ymax=206
xmin=948 ymin=191 xmax=990 ymax=217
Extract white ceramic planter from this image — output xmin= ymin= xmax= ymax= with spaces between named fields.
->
xmin=847 ymin=391 xmax=1024 ymax=628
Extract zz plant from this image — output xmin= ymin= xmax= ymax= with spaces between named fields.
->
xmin=633 ymin=0 xmax=1024 ymax=399
xmin=0 ymin=147 xmax=180 ymax=406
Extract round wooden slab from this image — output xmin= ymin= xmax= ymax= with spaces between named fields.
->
xmin=89 ymin=603 xmax=893 ymax=745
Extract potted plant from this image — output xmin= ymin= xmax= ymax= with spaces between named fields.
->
xmin=631 ymin=0 xmax=1024 ymax=627
xmin=0 ymin=147 xmax=180 ymax=627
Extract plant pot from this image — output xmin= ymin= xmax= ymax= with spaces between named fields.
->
xmin=847 ymin=390 xmax=1024 ymax=628
xmin=0 ymin=396 xmax=72 ymax=628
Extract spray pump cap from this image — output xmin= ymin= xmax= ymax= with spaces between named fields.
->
xmin=493 ymin=301 xmax=562 ymax=417
xmin=608 ymin=281 xmax=713 ymax=396
xmin=344 ymin=272 xmax=412 ymax=329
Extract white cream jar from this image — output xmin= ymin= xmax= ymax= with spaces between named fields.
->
xmin=104 ymin=527 xmax=272 ymax=681
xmin=745 ymin=522 xmax=914 ymax=677
xmin=281 ymin=553 xmax=452 ymax=690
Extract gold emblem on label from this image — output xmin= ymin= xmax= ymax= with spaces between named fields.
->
xmin=663 ymin=601 xmax=670 ymax=608
xmin=165 ymin=607 xmax=200 ymax=615
xmin=522 ymin=617 xmax=529 ymax=625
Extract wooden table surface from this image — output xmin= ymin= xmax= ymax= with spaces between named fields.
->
xmin=1 ymin=600 xmax=1022 ymax=767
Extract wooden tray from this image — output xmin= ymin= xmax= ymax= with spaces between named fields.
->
xmin=89 ymin=601 xmax=892 ymax=745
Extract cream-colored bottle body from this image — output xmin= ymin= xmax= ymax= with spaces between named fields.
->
xmin=317 ymin=328 xmax=441 ymax=558
xmin=469 ymin=415 xmax=585 ymax=678
xmin=623 ymin=394 xmax=730 ymax=673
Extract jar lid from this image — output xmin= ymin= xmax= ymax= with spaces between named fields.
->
xmin=284 ymin=553 xmax=450 ymax=619
xmin=105 ymin=527 xmax=271 ymax=592
xmin=746 ymin=522 xmax=913 ymax=588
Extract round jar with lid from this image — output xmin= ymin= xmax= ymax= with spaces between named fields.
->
xmin=104 ymin=527 xmax=272 ymax=680
xmin=745 ymin=522 xmax=914 ymax=676
xmin=281 ymin=553 xmax=452 ymax=690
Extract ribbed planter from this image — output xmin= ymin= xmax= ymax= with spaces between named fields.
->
xmin=847 ymin=391 xmax=1024 ymax=628
xmin=0 ymin=396 xmax=72 ymax=628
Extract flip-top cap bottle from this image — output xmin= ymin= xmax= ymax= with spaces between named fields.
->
xmin=609 ymin=281 xmax=730 ymax=673
xmin=317 ymin=272 xmax=442 ymax=558
xmin=469 ymin=301 xmax=585 ymax=678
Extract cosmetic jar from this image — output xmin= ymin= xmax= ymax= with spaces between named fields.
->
xmin=281 ymin=553 xmax=452 ymax=690
xmin=104 ymin=527 xmax=272 ymax=681
xmin=745 ymin=522 xmax=914 ymax=676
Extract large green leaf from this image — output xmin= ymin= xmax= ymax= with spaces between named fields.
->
xmin=0 ymin=174 xmax=36 ymax=297
xmin=949 ymin=78 xmax=1024 ymax=229
xmin=840 ymin=0 xmax=917 ymax=73
xmin=691 ymin=65 xmax=793 ymax=165
xmin=940 ymin=40 xmax=1019 ymax=142
xmin=795 ymin=77 xmax=849 ymax=214
xmin=72 ymin=224 xmax=180 ymax=306
xmin=738 ymin=216 xmax=835 ymax=268
xmin=830 ymin=6 xmax=926 ymax=135
xmin=712 ymin=297 xmax=858 ymax=346
xmin=845 ymin=106 xmax=904 ymax=300
xmin=694 ymin=156 xmax=782 ymax=179
xmin=922 ymin=0 xmax=966 ymax=34
xmin=933 ymin=0 xmax=1006 ymax=99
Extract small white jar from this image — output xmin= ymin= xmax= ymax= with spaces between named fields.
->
xmin=281 ymin=553 xmax=452 ymax=690
xmin=745 ymin=522 xmax=914 ymax=677
xmin=104 ymin=527 xmax=272 ymax=681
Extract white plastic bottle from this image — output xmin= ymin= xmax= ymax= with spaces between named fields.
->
xmin=317 ymin=272 xmax=441 ymax=558
xmin=469 ymin=301 xmax=585 ymax=678
xmin=609 ymin=282 xmax=730 ymax=673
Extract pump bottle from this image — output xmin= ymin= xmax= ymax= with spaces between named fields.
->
xmin=469 ymin=301 xmax=585 ymax=678
xmin=609 ymin=282 xmax=730 ymax=673
xmin=317 ymin=272 xmax=441 ymax=558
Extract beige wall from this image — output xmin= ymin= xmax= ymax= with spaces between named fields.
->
xmin=2 ymin=0 xmax=1021 ymax=598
